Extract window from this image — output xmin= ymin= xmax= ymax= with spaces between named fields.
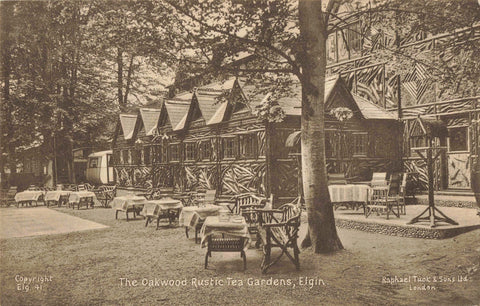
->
xmin=325 ymin=131 xmax=334 ymax=158
xmin=200 ymin=140 xmax=212 ymax=161
xmin=184 ymin=142 xmax=196 ymax=161
xmin=113 ymin=150 xmax=121 ymax=164
xmin=122 ymin=150 xmax=129 ymax=164
xmin=223 ymin=137 xmax=237 ymax=159
xmin=448 ymin=127 xmax=468 ymax=152
xmin=144 ymin=146 xmax=151 ymax=164
xmin=409 ymin=136 xmax=426 ymax=151
xmin=239 ymin=134 xmax=257 ymax=159
xmin=89 ymin=157 xmax=100 ymax=168
xmin=352 ymin=133 xmax=368 ymax=156
xmin=169 ymin=143 xmax=180 ymax=162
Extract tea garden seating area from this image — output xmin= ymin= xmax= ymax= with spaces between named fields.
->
xmin=3 ymin=174 xmax=477 ymax=272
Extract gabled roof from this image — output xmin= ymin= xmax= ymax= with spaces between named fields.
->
xmin=164 ymin=101 xmax=191 ymax=131
xmin=352 ymin=94 xmax=398 ymax=120
xmin=191 ymin=77 xmax=237 ymax=125
xmin=267 ymin=75 xmax=396 ymax=120
xmin=119 ymin=114 xmax=138 ymax=140
xmin=276 ymin=75 xmax=343 ymax=116
xmin=164 ymin=92 xmax=192 ymax=131
xmin=410 ymin=116 xmax=448 ymax=138
xmin=139 ymin=108 xmax=161 ymax=136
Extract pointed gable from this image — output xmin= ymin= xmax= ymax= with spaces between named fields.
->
xmin=119 ymin=114 xmax=138 ymax=140
xmin=190 ymin=77 xmax=237 ymax=125
xmin=268 ymin=75 xmax=396 ymax=120
xmin=164 ymin=91 xmax=192 ymax=131
xmin=140 ymin=108 xmax=161 ymax=136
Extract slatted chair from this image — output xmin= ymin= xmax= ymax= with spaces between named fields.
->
xmin=205 ymin=236 xmax=247 ymax=270
xmin=371 ymin=172 xmax=388 ymax=187
xmin=256 ymin=204 xmax=302 ymax=273
xmin=200 ymin=189 xmax=217 ymax=206
xmin=393 ymin=174 xmax=408 ymax=215
xmin=231 ymin=193 xmax=266 ymax=236
xmin=365 ymin=187 xmax=400 ymax=219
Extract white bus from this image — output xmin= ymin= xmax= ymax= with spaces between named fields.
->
xmin=86 ymin=150 xmax=114 ymax=185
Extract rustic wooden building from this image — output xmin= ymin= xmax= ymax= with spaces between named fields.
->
xmin=112 ymin=75 xmax=402 ymax=200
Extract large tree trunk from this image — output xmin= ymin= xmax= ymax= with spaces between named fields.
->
xmin=298 ymin=0 xmax=343 ymax=253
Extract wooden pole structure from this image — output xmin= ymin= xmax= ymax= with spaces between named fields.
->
xmin=407 ymin=145 xmax=458 ymax=227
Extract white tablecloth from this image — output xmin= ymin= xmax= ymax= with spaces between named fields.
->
xmin=141 ymin=198 xmax=184 ymax=218
xmin=110 ymin=195 xmax=148 ymax=211
xmin=328 ymin=184 xmax=371 ymax=203
xmin=178 ymin=205 xmax=222 ymax=228
xmin=68 ymin=191 xmax=97 ymax=204
xmin=200 ymin=216 xmax=251 ymax=251
xmin=45 ymin=191 xmax=71 ymax=202
xmin=14 ymin=191 xmax=44 ymax=203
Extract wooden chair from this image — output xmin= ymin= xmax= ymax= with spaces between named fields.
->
xmin=93 ymin=185 xmax=116 ymax=208
xmin=371 ymin=172 xmax=388 ymax=187
xmin=200 ymin=189 xmax=216 ymax=206
xmin=256 ymin=204 xmax=301 ymax=273
xmin=1 ymin=186 xmax=17 ymax=207
xmin=327 ymin=173 xmax=347 ymax=185
xmin=394 ymin=174 xmax=407 ymax=215
xmin=365 ymin=187 xmax=400 ymax=219
xmin=205 ymin=236 xmax=247 ymax=271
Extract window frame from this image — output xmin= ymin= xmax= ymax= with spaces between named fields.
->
xmin=184 ymin=142 xmax=197 ymax=162
xmin=352 ymin=132 xmax=368 ymax=157
xmin=448 ymin=126 xmax=469 ymax=153
xmin=169 ymin=143 xmax=180 ymax=162
xmin=200 ymin=140 xmax=212 ymax=161
xmin=223 ymin=137 xmax=237 ymax=160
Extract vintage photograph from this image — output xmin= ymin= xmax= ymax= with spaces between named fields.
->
xmin=0 ymin=0 xmax=479 ymax=305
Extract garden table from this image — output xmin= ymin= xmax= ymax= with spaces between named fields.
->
xmin=200 ymin=215 xmax=251 ymax=270
xmin=44 ymin=190 xmax=71 ymax=207
xmin=179 ymin=205 xmax=222 ymax=243
xmin=14 ymin=191 xmax=45 ymax=207
xmin=328 ymin=184 xmax=371 ymax=211
xmin=68 ymin=191 xmax=97 ymax=209
xmin=141 ymin=198 xmax=184 ymax=228
xmin=111 ymin=195 xmax=148 ymax=221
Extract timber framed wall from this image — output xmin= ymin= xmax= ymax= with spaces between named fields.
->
xmin=323 ymin=8 xmax=480 ymax=191
xmin=112 ymin=76 xmax=403 ymax=199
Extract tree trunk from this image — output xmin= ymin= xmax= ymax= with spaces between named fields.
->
xmin=117 ymin=48 xmax=125 ymax=111
xmin=298 ymin=0 xmax=343 ymax=253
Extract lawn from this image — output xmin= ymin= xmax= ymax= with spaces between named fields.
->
xmin=0 ymin=206 xmax=479 ymax=305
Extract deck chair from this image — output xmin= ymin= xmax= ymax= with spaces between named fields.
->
xmin=256 ymin=204 xmax=301 ymax=273
xmin=371 ymin=172 xmax=388 ymax=187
